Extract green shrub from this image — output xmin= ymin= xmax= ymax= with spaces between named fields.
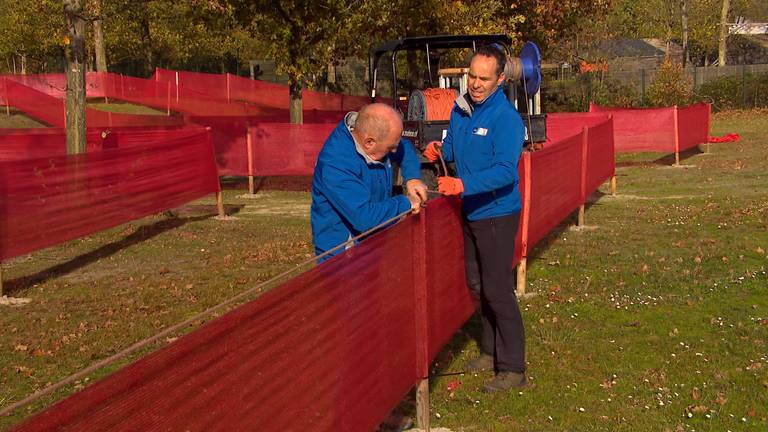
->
xmin=542 ymin=77 xmax=585 ymax=112
xmin=591 ymin=76 xmax=641 ymax=108
xmin=542 ymin=74 xmax=641 ymax=112
xmin=647 ymin=58 xmax=693 ymax=107
xmin=699 ymin=71 xmax=768 ymax=111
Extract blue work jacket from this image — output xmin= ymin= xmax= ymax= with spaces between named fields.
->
xmin=441 ymin=87 xmax=525 ymax=221
xmin=311 ymin=114 xmax=421 ymax=260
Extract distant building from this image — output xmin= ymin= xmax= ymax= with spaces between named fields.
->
xmin=579 ymin=38 xmax=683 ymax=72
xmin=730 ymin=17 xmax=768 ymax=35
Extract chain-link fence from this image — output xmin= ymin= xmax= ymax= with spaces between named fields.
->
xmin=541 ymin=63 xmax=768 ymax=112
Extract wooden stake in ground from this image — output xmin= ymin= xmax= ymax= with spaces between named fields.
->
xmin=673 ymin=106 xmax=681 ymax=166
xmin=246 ymin=127 xmax=256 ymax=195
xmin=216 ymin=190 xmax=225 ymax=217
xmin=516 ymin=153 xmax=532 ymax=296
xmin=416 ymin=378 xmax=430 ymax=431
xmin=610 ymin=176 xmax=617 ymax=196
xmin=0 ymin=262 xmax=4 ymax=297
xmin=64 ymin=0 xmax=87 ymax=155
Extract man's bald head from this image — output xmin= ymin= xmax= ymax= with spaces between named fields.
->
xmin=355 ymin=103 xmax=403 ymax=142
xmin=353 ymin=103 xmax=404 ymax=161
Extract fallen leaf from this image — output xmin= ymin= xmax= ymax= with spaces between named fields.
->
xmin=691 ymin=387 xmax=701 ymax=400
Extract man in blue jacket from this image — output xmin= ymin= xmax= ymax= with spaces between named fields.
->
xmin=424 ymin=45 xmax=527 ymax=392
xmin=311 ymin=103 xmax=427 ymax=262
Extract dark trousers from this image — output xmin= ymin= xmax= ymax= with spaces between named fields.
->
xmin=463 ymin=212 xmax=526 ymax=373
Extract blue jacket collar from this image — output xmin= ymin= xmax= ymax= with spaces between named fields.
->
xmin=455 ymin=86 xmax=504 ymax=117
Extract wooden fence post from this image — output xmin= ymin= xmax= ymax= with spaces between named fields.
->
xmin=516 ymin=152 xmax=532 ymax=296
xmin=226 ymin=73 xmax=231 ymax=103
xmin=578 ymin=127 xmax=588 ymax=227
xmin=673 ymin=105 xmax=680 ymax=166
xmin=0 ymin=262 xmax=4 ymax=297
xmin=216 ymin=189 xmax=225 ymax=218
xmin=414 ymin=210 xmax=430 ymax=431
xmin=246 ymin=126 xmax=256 ymax=195
xmin=166 ymin=81 xmax=171 ymax=116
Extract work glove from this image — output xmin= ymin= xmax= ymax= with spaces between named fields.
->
xmin=438 ymin=176 xmax=463 ymax=196
xmin=422 ymin=141 xmax=442 ymax=162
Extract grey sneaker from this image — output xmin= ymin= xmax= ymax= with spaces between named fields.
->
xmin=464 ymin=353 xmax=494 ymax=372
xmin=483 ymin=371 xmax=527 ymax=393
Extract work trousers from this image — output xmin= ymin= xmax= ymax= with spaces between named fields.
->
xmin=463 ymin=212 xmax=526 ymax=373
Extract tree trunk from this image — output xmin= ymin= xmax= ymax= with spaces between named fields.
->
xmin=141 ymin=14 xmax=154 ymax=75
xmin=289 ymin=77 xmax=303 ymax=124
xmin=681 ymin=0 xmax=689 ymax=67
xmin=92 ymin=0 xmax=107 ymax=72
xmin=64 ymin=0 xmax=87 ymax=154
xmin=718 ymin=0 xmax=730 ymax=66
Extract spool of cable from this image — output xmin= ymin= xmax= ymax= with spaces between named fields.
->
xmin=408 ymin=88 xmax=457 ymax=121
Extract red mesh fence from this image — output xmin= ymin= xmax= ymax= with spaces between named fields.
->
xmin=186 ymin=116 xmax=252 ymax=176
xmin=2 ymin=78 xmax=184 ymax=128
xmin=589 ymin=103 xmax=677 ymax=153
xmin=248 ymin=123 xmax=337 ymax=176
xmin=4 ymin=78 xmax=65 ymax=126
xmin=8 ymin=107 xmax=620 ymax=430
xmin=0 ymin=129 xmax=219 ymax=261
xmin=2 ymin=73 xmax=106 ymax=99
xmin=546 ymin=112 xmax=612 ymax=144
xmin=525 ymin=132 xmax=584 ymax=252
xmin=583 ymin=118 xmax=616 ymax=199
xmin=0 ymin=126 xmax=198 ymax=161
xmin=14 ymin=215 xmax=422 ymax=432
xmin=156 ymin=68 xmax=375 ymax=113
xmin=677 ymin=103 xmax=710 ymax=152
xmin=423 ymin=197 xmax=476 ymax=359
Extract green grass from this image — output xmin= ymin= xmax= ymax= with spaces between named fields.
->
xmin=0 ymin=108 xmax=47 ymax=128
xmin=422 ymin=110 xmax=768 ymax=431
xmin=87 ymin=99 xmax=167 ymax=115
xmin=1 ymin=112 xmax=766 ymax=431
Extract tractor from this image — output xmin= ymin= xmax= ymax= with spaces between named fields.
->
xmin=368 ymin=34 xmax=546 ymax=185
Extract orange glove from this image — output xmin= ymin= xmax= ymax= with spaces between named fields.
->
xmin=422 ymin=141 xmax=442 ymax=162
xmin=438 ymin=176 xmax=464 ymax=196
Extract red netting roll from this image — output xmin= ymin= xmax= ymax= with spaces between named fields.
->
xmin=0 ymin=129 xmax=219 ymax=261
xmin=583 ymin=118 xmax=616 ymax=199
xmin=526 ymin=132 xmax=584 ymax=250
xmin=589 ymin=103 xmax=677 ymax=153
xmin=248 ymin=123 xmax=337 ymax=176
xmin=708 ymin=133 xmax=740 ymax=143
xmin=677 ymin=103 xmax=710 ymax=152
xmin=13 ymin=216 xmax=422 ymax=432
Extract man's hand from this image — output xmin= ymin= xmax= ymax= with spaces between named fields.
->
xmin=405 ymin=179 xmax=428 ymax=205
xmin=438 ymin=176 xmax=464 ymax=196
xmin=422 ymin=141 xmax=442 ymax=162
xmin=407 ymin=194 xmax=422 ymax=214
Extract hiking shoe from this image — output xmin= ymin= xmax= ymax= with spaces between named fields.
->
xmin=483 ymin=371 xmax=527 ymax=393
xmin=464 ymin=353 xmax=494 ymax=372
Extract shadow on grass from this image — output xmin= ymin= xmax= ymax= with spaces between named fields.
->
xmin=616 ymin=146 xmax=704 ymax=168
xmin=3 ymin=205 xmax=242 ymax=295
